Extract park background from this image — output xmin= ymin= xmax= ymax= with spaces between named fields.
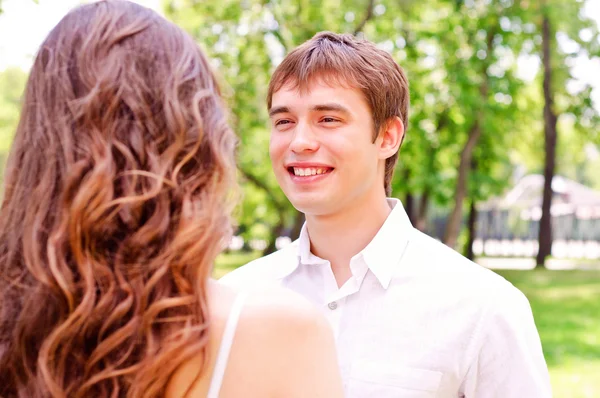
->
xmin=1 ymin=0 xmax=599 ymax=396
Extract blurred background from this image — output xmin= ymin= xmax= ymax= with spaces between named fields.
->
xmin=1 ymin=0 xmax=599 ymax=396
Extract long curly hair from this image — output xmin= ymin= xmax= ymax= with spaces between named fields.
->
xmin=0 ymin=1 xmax=237 ymax=396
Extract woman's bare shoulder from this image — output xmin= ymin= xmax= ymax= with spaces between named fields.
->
xmin=166 ymin=282 xmax=334 ymax=398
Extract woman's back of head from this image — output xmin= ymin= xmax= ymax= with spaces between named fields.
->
xmin=0 ymin=1 xmax=236 ymax=396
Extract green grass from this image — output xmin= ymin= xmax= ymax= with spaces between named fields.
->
xmin=214 ymin=254 xmax=600 ymax=397
xmin=213 ymin=250 xmax=261 ymax=279
xmin=495 ymin=269 xmax=600 ymax=398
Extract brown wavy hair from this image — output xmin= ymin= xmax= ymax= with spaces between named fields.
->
xmin=0 ymin=1 xmax=237 ymax=396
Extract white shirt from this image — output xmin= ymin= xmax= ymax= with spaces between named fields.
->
xmin=220 ymin=199 xmax=552 ymax=398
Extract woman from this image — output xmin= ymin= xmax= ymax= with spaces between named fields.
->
xmin=0 ymin=1 xmax=343 ymax=397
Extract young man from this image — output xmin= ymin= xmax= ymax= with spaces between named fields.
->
xmin=221 ymin=32 xmax=551 ymax=397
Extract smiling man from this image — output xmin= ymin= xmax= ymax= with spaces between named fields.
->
xmin=221 ymin=32 xmax=551 ymax=397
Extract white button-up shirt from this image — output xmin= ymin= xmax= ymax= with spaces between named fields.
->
xmin=220 ymin=199 xmax=551 ymax=397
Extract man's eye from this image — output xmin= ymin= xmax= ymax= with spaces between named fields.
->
xmin=276 ymin=119 xmax=292 ymax=126
xmin=321 ymin=117 xmax=339 ymax=123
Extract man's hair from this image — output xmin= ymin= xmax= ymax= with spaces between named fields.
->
xmin=267 ymin=31 xmax=410 ymax=196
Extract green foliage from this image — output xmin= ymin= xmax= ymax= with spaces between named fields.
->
xmin=0 ymin=0 xmax=598 ymax=248
xmin=163 ymin=0 xmax=600 ymax=247
xmin=384 ymin=0 xmax=530 ymax=207
xmin=0 ymin=68 xmax=28 ymax=188
xmin=0 ymin=68 xmax=26 ymax=152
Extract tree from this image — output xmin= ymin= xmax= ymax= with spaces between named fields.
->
xmin=536 ymin=2 xmax=558 ymax=267
xmin=443 ymin=8 xmax=498 ymax=249
xmin=162 ymin=0 xmax=600 ymax=260
xmin=519 ymin=0 xmax=600 ymax=267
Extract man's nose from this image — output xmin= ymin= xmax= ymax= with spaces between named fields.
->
xmin=289 ymin=123 xmax=319 ymax=153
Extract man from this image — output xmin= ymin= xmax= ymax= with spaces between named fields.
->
xmin=221 ymin=32 xmax=551 ymax=397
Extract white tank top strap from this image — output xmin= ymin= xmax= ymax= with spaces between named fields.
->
xmin=206 ymin=290 xmax=249 ymax=398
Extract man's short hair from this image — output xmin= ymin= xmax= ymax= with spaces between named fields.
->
xmin=267 ymin=31 xmax=410 ymax=196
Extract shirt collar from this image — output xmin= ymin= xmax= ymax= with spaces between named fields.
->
xmin=271 ymin=240 xmax=302 ymax=280
xmin=298 ymin=223 xmax=329 ymax=266
xmin=360 ymin=198 xmax=413 ymax=289
xmin=294 ymin=198 xmax=414 ymax=289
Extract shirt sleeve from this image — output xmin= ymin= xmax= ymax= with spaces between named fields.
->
xmin=460 ymin=287 xmax=552 ymax=397
xmin=217 ymin=265 xmax=263 ymax=290
xmin=217 ymin=259 xmax=282 ymax=290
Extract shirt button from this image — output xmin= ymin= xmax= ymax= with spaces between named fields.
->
xmin=328 ymin=301 xmax=338 ymax=310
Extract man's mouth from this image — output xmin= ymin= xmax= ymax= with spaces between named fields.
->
xmin=287 ymin=166 xmax=334 ymax=177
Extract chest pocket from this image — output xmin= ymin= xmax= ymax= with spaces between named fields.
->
xmin=348 ymin=360 xmax=443 ymax=398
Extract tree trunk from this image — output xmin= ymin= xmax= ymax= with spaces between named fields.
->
xmin=290 ymin=210 xmax=305 ymax=240
xmin=353 ymin=0 xmax=375 ymax=35
xmin=443 ymin=28 xmax=495 ymax=249
xmin=415 ymin=189 xmax=430 ymax=231
xmin=443 ymin=121 xmax=482 ymax=249
xmin=404 ymin=168 xmax=416 ymax=224
xmin=415 ymin=111 xmax=448 ymax=233
xmin=405 ymin=193 xmax=416 ymax=225
xmin=536 ymin=10 xmax=558 ymax=268
xmin=465 ymin=197 xmax=478 ymax=261
xmin=263 ymin=220 xmax=286 ymax=255
xmin=238 ymin=166 xmax=290 ymax=256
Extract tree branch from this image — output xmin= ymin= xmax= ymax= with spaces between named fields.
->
xmin=270 ymin=29 xmax=292 ymax=53
xmin=238 ymin=165 xmax=286 ymax=213
xmin=353 ymin=0 xmax=375 ymax=35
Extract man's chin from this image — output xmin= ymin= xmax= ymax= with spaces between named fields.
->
xmin=289 ymin=198 xmax=335 ymax=217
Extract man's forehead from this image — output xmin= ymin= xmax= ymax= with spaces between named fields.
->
xmin=271 ymin=77 xmax=362 ymax=109
xmin=275 ymin=74 xmax=356 ymax=96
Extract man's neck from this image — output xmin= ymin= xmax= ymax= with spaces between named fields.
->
xmin=305 ymin=193 xmax=392 ymax=287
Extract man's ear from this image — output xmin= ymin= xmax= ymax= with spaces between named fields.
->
xmin=377 ymin=116 xmax=404 ymax=160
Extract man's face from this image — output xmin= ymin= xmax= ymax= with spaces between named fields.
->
xmin=269 ymin=79 xmax=385 ymax=216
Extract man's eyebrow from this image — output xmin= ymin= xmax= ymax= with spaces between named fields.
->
xmin=311 ymin=103 xmax=351 ymax=115
xmin=268 ymin=106 xmax=290 ymax=117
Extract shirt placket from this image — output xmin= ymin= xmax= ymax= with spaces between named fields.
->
xmin=323 ymin=260 xmax=365 ymax=340
xmin=320 ymin=262 xmax=346 ymax=339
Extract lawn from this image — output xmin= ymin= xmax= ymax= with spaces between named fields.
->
xmin=214 ymin=250 xmax=261 ymax=279
xmin=495 ymin=269 xmax=600 ymax=398
xmin=214 ymin=253 xmax=600 ymax=397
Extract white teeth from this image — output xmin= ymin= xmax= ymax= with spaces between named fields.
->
xmin=293 ymin=167 xmax=329 ymax=176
